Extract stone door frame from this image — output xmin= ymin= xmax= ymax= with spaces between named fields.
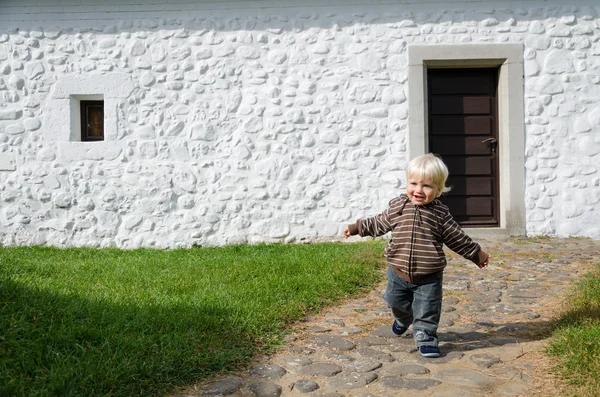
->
xmin=407 ymin=43 xmax=526 ymax=235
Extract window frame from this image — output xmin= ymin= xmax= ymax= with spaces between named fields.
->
xmin=80 ymin=100 xmax=105 ymax=142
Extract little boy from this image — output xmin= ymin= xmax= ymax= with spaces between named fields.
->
xmin=344 ymin=153 xmax=490 ymax=358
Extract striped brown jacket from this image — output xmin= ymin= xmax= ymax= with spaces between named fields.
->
xmin=347 ymin=194 xmax=486 ymax=283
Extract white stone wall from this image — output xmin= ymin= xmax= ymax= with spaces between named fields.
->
xmin=0 ymin=0 xmax=599 ymax=247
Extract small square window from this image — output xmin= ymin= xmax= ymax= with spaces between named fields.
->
xmin=80 ymin=100 xmax=104 ymax=141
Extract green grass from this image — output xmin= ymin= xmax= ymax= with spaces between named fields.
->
xmin=0 ymin=241 xmax=386 ymax=397
xmin=547 ymin=263 xmax=600 ymax=396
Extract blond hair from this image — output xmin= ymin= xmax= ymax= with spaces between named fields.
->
xmin=406 ymin=153 xmax=451 ymax=197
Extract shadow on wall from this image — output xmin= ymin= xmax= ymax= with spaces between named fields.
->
xmin=0 ymin=277 xmax=257 ymax=397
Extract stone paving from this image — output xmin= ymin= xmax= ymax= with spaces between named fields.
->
xmin=178 ymin=236 xmax=600 ymax=397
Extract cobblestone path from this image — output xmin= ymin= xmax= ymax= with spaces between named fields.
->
xmin=178 ymin=236 xmax=599 ymax=397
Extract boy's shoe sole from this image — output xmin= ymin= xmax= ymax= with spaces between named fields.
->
xmin=418 ymin=345 xmax=440 ymax=358
xmin=391 ymin=320 xmax=407 ymax=336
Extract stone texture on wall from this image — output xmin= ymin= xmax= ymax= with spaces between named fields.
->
xmin=0 ymin=0 xmax=599 ymax=247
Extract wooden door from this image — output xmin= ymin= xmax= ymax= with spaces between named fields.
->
xmin=428 ymin=68 xmax=499 ymax=227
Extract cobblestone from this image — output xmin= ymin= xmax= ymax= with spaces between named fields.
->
xmin=186 ymin=236 xmax=599 ymax=396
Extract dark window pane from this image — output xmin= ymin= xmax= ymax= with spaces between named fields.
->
xmin=88 ymin=107 xmax=104 ymax=137
xmin=81 ymin=100 xmax=104 ymax=141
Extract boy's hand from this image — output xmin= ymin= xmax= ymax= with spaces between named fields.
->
xmin=477 ymin=253 xmax=490 ymax=269
xmin=343 ymin=227 xmax=350 ymax=239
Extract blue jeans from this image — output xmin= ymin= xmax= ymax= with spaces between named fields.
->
xmin=383 ymin=267 xmax=443 ymax=347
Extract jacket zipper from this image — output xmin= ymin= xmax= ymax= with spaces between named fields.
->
xmin=408 ymin=206 xmax=417 ymax=282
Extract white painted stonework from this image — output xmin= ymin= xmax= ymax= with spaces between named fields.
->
xmin=0 ymin=0 xmax=599 ymax=248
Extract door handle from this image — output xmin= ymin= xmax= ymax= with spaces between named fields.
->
xmin=482 ymin=137 xmax=497 ymax=155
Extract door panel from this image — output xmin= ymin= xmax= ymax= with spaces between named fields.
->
xmin=448 ymin=177 xmax=493 ymax=196
xmin=441 ymin=197 xmax=494 ymax=217
xmin=443 ymin=157 xmax=492 ymax=176
xmin=428 ymin=68 xmax=499 ymax=227
xmin=431 ymin=116 xmax=493 ymax=135
xmin=430 ymin=96 xmax=492 ymax=114
xmin=430 ymin=74 xmax=492 ymax=94
xmin=431 ymin=136 xmax=495 ymax=155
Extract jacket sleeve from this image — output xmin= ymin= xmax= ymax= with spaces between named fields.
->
xmin=439 ymin=211 xmax=483 ymax=264
xmin=348 ymin=205 xmax=395 ymax=238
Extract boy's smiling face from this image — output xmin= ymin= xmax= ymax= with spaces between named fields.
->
xmin=407 ymin=175 xmax=439 ymax=206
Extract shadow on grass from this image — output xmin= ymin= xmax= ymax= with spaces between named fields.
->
xmin=0 ymin=278 xmax=259 ymax=397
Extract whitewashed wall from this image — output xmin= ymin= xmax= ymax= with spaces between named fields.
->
xmin=0 ymin=0 xmax=599 ymax=248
